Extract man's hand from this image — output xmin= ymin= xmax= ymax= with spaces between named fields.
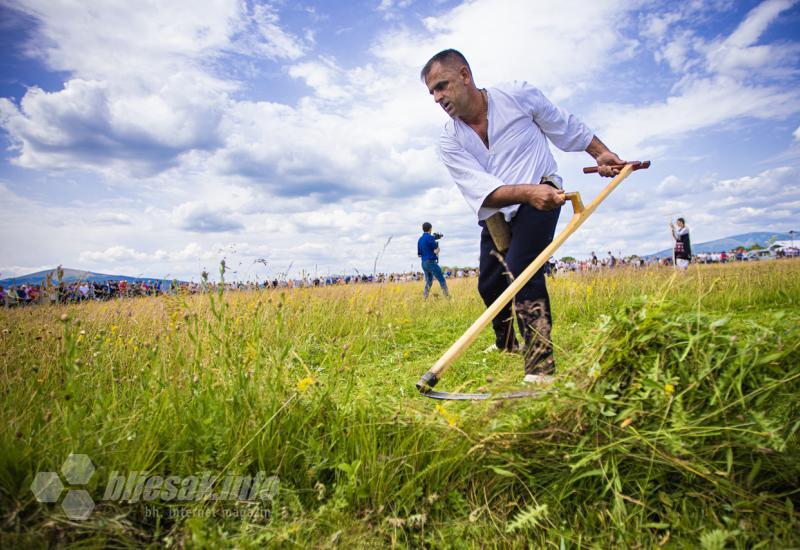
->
xmin=595 ymin=150 xmax=626 ymax=177
xmin=586 ymin=136 xmax=625 ymax=177
xmin=525 ymin=184 xmax=565 ymax=210
xmin=483 ymin=183 xmax=565 ymax=211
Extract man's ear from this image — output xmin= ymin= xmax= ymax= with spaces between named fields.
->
xmin=459 ymin=65 xmax=471 ymax=85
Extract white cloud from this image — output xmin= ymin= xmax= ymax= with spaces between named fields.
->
xmin=96 ymin=212 xmax=133 ymax=225
xmin=656 ymin=30 xmax=703 ymax=73
xmin=78 ymin=242 xmax=220 ymax=265
xmin=656 ymin=174 xmax=694 ymax=197
xmin=0 ymin=265 xmax=58 ymax=280
xmin=641 ymin=11 xmax=683 ymax=42
xmin=79 ymin=246 xmax=151 ymax=263
xmin=591 ymin=0 xmax=800 ymax=153
xmin=377 ymin=0 xmax=640 ymax=101
xmin=645 ymin=0 xmax=799 ymax=83
xmin=208 ymin=95 xmax=446 ymax=200
xmin=0 ymin=75 xmax=227 ymax=174
xmin=11 ymin=0 xmax=305 ymax=78
xmin=0 ymin=0 xmax=307 ymax=175
xmin=704 ymin=0 xmax=799 ymax=79
xmin=376 ymin=0 xmax=414 ymax=21
xmin=239 ymin=2 xmax=309 ymax=60
xmin=172 ymin=202 xmax=244 ymax=233
xmin=289 ymin=57 xmax=348 ymax=100
xmin=712 ymin=166 xmax=799 ymax=208
xmin=593 ymin=77 xmax=800 ymax=154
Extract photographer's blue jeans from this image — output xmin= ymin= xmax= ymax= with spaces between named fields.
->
xmin=422 ymin=259 xmax=449 ymax=298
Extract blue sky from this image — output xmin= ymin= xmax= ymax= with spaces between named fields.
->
xmin=1 ymin=0 xmax=798 ymax=281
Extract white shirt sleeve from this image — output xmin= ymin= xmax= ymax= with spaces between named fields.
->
xmin=513 ymin=82 xmax=593 ymax=152
xmin=676 ymin=226 xmax=689 ymax=237
xmin=438 ymin=132 xmax=506 ymax=220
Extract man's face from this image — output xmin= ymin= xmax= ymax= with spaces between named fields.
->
xmin=425 ymin=61 xmax=471 ymax=119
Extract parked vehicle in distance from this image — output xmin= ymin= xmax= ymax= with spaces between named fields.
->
xmin=746 ymin=249 xmax=776 ymax=261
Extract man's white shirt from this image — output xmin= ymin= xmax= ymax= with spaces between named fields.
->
xmin=438 ymin=81 xmax=593 ymax=222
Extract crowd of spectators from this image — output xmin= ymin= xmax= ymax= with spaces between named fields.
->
xmin=0 ymin=268 xmax=481 ymax=307
xmin=549 ymin=251 xmax=649 ymax=274
xmin=694 ymin=246 xmax=798 ymax=263
xmin=264 ymin=268 xmax=479 ymax=289
xmin=549 ymin=245 xmax=798 ymax=274
xmin=2 ymin=248 xmax=795 ymax=308
xmin=0 ymin=279 xmax=167 ymax=307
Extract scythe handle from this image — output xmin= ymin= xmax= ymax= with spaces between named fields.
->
xmin=583 ymin=160 xmax=650 ymax=174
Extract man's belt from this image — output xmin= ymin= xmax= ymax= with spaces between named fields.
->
xmin=484 ymin=175 xmax=561 ymax=253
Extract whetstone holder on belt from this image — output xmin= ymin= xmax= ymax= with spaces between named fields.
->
xmin=485 ymin=212 xmax=512 ymax=253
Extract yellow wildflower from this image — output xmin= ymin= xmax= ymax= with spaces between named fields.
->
xmin=297 ymin=376 xmax=315 ymax=392
xmin=435 ymin=404 xmax=458 ymax=427
xmin=664 ymin=383 xmax=675 ymax=395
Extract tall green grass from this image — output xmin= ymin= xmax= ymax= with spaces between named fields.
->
xmin=0 ymin=261 xmax=798 ymax=547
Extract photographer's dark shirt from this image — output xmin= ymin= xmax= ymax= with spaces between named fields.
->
xmin=418 ymin=233 xmax=439 ymax=261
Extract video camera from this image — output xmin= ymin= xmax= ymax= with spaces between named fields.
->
xmin=432 ymin=232 xmax=444 ymax=240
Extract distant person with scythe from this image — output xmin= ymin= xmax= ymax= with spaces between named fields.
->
xmin=670 ymin=217 xmax=691 ymax=270
xmin=422 ymin=49 xmax=625 ymax=384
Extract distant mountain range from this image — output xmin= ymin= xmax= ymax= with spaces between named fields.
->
xmin=645 ymin=231 xmax=796 ymax=258
xmin=0 ymin=268 xmax=179 ymax=287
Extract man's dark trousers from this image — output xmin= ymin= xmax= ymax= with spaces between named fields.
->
xmin=478 ymin=203 xmax=560 ymax=375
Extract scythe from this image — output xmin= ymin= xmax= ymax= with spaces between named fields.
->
xmin=415 ymin=161 xmax=651 ymax=400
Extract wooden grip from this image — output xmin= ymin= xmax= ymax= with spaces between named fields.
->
xmin=564 ymin=192 xmax=584 ymax=213
xmin=583 ymin=160 xmax=650 ymax=174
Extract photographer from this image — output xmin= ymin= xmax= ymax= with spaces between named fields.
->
xmin=417 ymin=222 xmax=450 ymax=299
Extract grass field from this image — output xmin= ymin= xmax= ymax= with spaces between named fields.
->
xmin=1 ymin=261 xmax=799 ymax=548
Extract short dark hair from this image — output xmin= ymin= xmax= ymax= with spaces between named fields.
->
xmin=422 ymin=222 xmax=432 ymax=232
xmin=420 ymin=49 xmax=471 ymax=82
xmin=677 ymin=217 xmax=685 ymax=224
